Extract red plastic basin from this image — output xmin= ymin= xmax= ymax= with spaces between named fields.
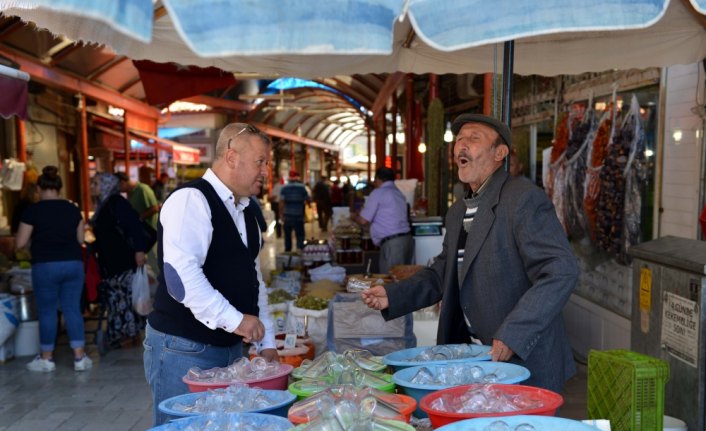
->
xmin=419 ymin=383 xmax=564 ymax=429
xmin=182 ymin=363 xmax=294 ymax=393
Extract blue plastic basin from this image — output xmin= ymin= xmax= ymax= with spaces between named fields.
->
xmin=158 ymin=389 xmax=296 ymax=420
xmin=392 ymin=362 xmax=530 ymax=418
xmin=436 ymin=415 xmax=601 ymax=431
xmin=149 ymin=412 xmax=293 ymax=430
xmin=383 ymin=344 xmax=491 ymax=372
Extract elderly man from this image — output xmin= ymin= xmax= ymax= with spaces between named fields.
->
xmin=362 ymin=114 xmax=578 ymax=393
xmin=143 ymin=123 xmax=278 ymax=426
xmin=351 ymin=167 xmax=413 ymax=274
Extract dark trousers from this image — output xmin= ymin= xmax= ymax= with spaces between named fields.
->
xmin=283 ymin=219 xmax=305 ymax=251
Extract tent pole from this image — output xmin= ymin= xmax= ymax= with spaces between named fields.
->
xmin=501 ymin=40 xmax=514 ymax=171
xmin=78 ymin=94 xmax=91 ymax=221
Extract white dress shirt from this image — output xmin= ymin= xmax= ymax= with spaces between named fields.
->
xmin=160 ymin=168 xmax=275 ymax=351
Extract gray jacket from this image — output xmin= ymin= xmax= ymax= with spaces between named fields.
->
xmin=382 ymin=168 xmax=578 ymax=392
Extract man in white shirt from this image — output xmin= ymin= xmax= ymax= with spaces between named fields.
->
xmin=143 ymin=123 xmax=278 ymax=426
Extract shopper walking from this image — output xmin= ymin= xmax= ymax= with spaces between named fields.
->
xmin=15 ymin=166 xmax=92 ymax=372
xmin=91 ymin=172 xmax=147 ymax=349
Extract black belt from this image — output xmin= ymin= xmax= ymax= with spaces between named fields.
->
xmin=380 ymin=232 xmax=411 ymax=246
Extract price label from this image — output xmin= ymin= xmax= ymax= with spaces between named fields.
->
xmin=284 ymin=333 xmax=297 ymax=349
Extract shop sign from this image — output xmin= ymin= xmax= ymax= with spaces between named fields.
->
xmin=660 ymin=291 xmax=699 ymax=368
xmin=172 ymin=144 xmax=200 ymax=165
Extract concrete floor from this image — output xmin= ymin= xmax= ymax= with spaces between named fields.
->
xmin=0 ymin=217 xmax=589 ymax=430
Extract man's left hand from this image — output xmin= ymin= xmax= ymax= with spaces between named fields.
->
xmin=259 ymin=348 xmax=279 ymax=362
xmin=490 ymin=339 xmax=514 ymax=362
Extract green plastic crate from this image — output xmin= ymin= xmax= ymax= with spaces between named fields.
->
xmin=587 ymin=350 xmax=670 ymax=431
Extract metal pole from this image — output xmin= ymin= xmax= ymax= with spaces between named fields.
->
xmin=501 ymin=40 xmax=515 ymax=171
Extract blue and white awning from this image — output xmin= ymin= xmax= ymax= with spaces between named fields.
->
xmin=0 ymin=0 xmax=703 ymax=76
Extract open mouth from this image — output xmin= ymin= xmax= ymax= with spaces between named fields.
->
xmin=457 ymin=156 xmax=470 ymax=167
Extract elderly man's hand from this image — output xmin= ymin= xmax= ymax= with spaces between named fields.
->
xmin=490 ymin=339 xmax=514 ymax=362
xmin=360 ymin=285 xmax=389 ymax=310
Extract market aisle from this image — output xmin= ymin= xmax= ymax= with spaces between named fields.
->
xmin=0 ymin=215 xmax=588 ymax=430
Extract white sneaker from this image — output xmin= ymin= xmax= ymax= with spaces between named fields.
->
xmin=74 ymin=355 xmax=93 ymax=371
xmin=26 ymin=355 xmax=56 ymax=372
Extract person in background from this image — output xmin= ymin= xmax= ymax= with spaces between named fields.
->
xmin=279 ymin=169 xmax=310 ymax=251
xmin=11 ymin=181 xmax=39 ymax=234
xmin=116 ymin=171 xmax=160 ymax=231
xmin=312 ymin=177 xmax=332 ymax=232
xmin=151 ymin=172 xmax=170 ymax=203
xmin=351 ymin=167 xmax=413 ymax=274
xmin=509 ymin=149 xmax=528 ymax=179
xmin=269 ymin=175 xmax=283 ymax=238
xmin=16 ymin=166 xmax=92 ymax=372
xmin=361 ymin=114 xmax=578 ymax=393
xmin=116 ymin=171 xmax=160 ymax=273
xmin=91 ymin=172 xmax=147 ymax=349
xmin=330 ymin=180 xmax=344 ymax=207
xmin=144 ymin=123 xmax=278 ymax=426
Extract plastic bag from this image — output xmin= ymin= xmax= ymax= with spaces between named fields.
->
xmin=0 ymin=293 xmax=19 ymax=345
xmin=286 ymin=302 xmax=328 ymax=358
xmin=131 ymin=266 xmax=152 ymax=316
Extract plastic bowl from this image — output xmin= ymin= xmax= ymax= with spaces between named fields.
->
xmin=419 ymin=383 xmax=564 ymax=428
xmin=290 ymin=418 xmax=415 ymax=431
xmin=148 ymin=412 xmax=292 ymax=430
xmin=288 ymin=374 xmax=396 ymax=400
xmin=436 ymin=415 xmax=600 ymax=431
xmin=158 ymin=388 xmax=296 ymax=419
xmin=288 ymin=392 xmax=417 ymax=424
xmin=393 ymin=362 xmax=531 ymax=419
xmin=383 ymin=344 xmax=491 ymax=372
xmin=182 ymin=363 xmax=294 ymax=393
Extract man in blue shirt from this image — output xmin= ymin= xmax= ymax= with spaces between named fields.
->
xmin=352 ymin=167 xmax=413 ymax=273
xmin=279 ymin=169 xmax=310 ymax=251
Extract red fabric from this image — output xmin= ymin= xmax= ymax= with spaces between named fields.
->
xmin=133 ymin=60 xmax=236 ymax=106
xmin=83 ymin=248 xmax=101 ymax=303
xmin=700 ymin=204 xmax=706 ymax=240
xmin=0 ymin=75 xmax=28 ymax=119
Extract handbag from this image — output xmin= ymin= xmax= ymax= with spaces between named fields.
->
xmin=109 ymin=197 xmax=158 ymax=252
xmin=139 ymin=221 xmax=157 ymax=251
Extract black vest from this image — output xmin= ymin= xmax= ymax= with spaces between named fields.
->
xmin=148 ymin=178 xmax=261 ymax=346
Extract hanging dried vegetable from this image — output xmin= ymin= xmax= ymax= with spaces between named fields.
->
xmin=595 ymin=95 xmax=646 ymax=263
xmin=546 ymin=112 xmax=569 ymax=201
xmin=621 ymin=96 xmax=647 ymax=262
xmin=550 ymin=112 xmax=570 ymax=163
xmin=563 ymin=107 xmax=596 ymax=240
xmin=549 ymin=108 xmax=583 ymax=233
xmin=583 ymin=104 xmax=615 ymax=240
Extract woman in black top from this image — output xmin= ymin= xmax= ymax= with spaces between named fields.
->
xmin=91 ymin=172 xmax=147 ymax=348
xmin=15 ymin=166 xmax=92 ymax=372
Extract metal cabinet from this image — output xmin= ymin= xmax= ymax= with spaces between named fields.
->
xmin=630 ymin=236 xmax=706 ymax=431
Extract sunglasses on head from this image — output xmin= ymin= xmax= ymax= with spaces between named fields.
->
xmin=227 ymin=124 xmax=260 ymax=149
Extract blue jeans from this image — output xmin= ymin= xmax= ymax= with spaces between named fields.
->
xmin=283 ymin=219 xmax=305 ymax=251
xmin=143 ymin=323 xmax=244 ymax=426
xmin=31 ymin=260 xmax=86 ymax=352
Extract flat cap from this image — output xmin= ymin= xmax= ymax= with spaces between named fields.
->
xmin=451 ymin=114 xmax=511 ymax=146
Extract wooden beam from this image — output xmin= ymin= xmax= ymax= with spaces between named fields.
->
xmin=47 ymin=42 xmax=82 ymax=66
xmin=0 ymin=47 xmax=159 ymax=119
xmin=371 ymin=72 xmax=405 ymax=119
xmin=119 ymin=76 xmax=142 ymax=93
xmin=0 ymin=18 xmax=24 ymax=41
xmin=182 ymin=95 xmax=253 ymax=111
xmin=86 ymin=55 xmax=129 ymax=80
xmin=254 ymin=122 xmax=337 ymax=152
